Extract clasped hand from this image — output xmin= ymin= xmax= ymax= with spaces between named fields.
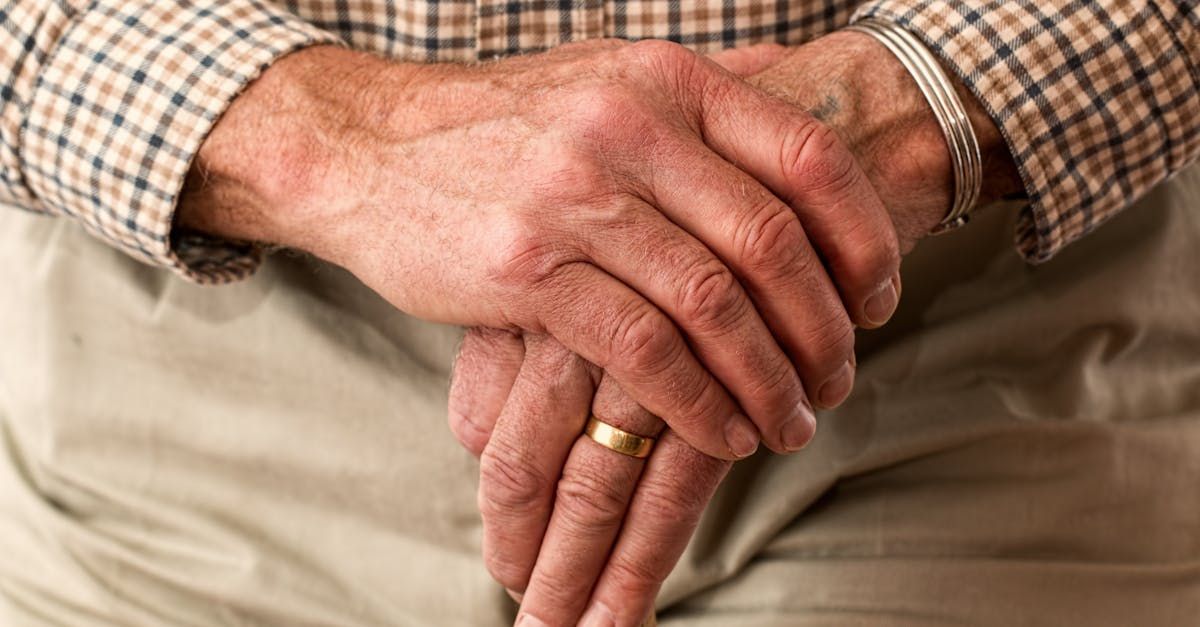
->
xmin=181 ymin=35 xmax=914 ymax=627
xmin=443 ymin=42 xmax=907 ymax=626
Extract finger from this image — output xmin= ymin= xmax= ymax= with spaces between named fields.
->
xmin=477 ymin=337 xmax=595 ymax=594
xmin=575 ymin=197 xmax=813 ymax=453
xmin=448 ymin=327 xmax=525 ymax=456
xmin=580 ymin=430 xmax=732 ymax=626
xmin=706 ymin=43 xmax=789 ymax=77
xmin=640 ymin=134 xmax=854 ymax=440
xmin=696 ymin=60 xmax=903 ymax=331
xmin=534 ymin=261 xmax=759 ymax=461
xmin=515 ymin=375 xmax=663 ymax=626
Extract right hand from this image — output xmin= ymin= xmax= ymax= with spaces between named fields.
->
xmin=178 ymin=40 xmax=901 ymax=458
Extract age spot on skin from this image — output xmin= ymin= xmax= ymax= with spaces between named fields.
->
xmin=810 ymin=94 xmax=841 ymax=122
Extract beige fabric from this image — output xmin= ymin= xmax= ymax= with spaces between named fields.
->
xmin=1 ymin=166 xmax=1199 ymax=626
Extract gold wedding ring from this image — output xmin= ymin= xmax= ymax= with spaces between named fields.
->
xmin=584 ymin=416 xmax=655 ymax=459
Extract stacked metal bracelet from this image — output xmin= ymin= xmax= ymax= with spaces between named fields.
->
xmin=845 ymin=18 xmax=983 ymax=233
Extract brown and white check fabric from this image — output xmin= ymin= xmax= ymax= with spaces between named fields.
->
xmin=2 ymin=0 xmax=1197 ymax=282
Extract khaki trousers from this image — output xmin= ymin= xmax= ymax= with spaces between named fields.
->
xmin=2 ymin=166 xmax=1199 ymax=626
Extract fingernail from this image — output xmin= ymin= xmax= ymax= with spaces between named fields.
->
xmin=892 ymin=271 xmax=903 ymax=300
xmin=579 ymin=601 xmax=616 ymax=627
xmin=779 ymin=405 xmax=817 ymax=451
xmin=863 ymin=278 xmax=899 ymax=327
xmin=818 ymin=360 xmax=855 ymax=408
xmin=505 ymin=588 xmax=523 ymax=603
xmin=516 ymin=613 xmax=548 ymax=627
xmin=724 ymin=414 xmax=760 ymax=458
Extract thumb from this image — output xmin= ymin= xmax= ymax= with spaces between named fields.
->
xmin=706 ymin=43 xmax=790 ymax=77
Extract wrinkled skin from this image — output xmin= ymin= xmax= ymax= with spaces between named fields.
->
xmin=446 ymin=34 xmax=1021 ymax=627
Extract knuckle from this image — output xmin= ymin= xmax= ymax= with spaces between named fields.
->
xmin=452 ymin=327 xmax=521 ymax=387
xmin=564 ymin=88 xmax=670 ymax=179
xmin=520 ymin=573 xmax=578 ymax=612
xmin=781 ymin=121 xmax=860 ymax=194
xmin=605 ymin=552 xmax=665 ymax=596
xmin=676 ymin=261 xmax=745 ymax=333
xmin=543 ymin=147 xmax=617 ymax=201
xmin=479 ymin=443 xmax=550 ymax=515
xmin=803 ymin=312 xmax=855 ymax=369
xmin=554 ymin=466 xmax=629 ymax=532
xmin=785 ymin=245 xmax=822 ymax=289
xmin=522 ymin=339 xmax=584 ymax=389
xmin=566 ymin=84 xmax=660 ymax=150
xmin=736 ymin=200 xmax=806 ymax=276
xmin=461 ymin=327 xmax=521 ymax=357
xmin=635 ymin=480 xmax=710 ymax=527
xmin=666 ymin=374 xmax=727 ymax=436
xmin=638 ymin=446 xmax=729 ymax=518
xmin=570 ymin=84 xmax=638 ymax=130
xmin=482 ymin=546 xmax=529 ymax=592
xmin=488 ymin=227 xmax=573 ymax=291
xmin=623 ymin=40 xmax=706 ymax=106
xmin=609 ymin=303 xmax=679 ymax=377
xmin=738 ymin=359 xmax=799 ymax=411
xmin=626 ymin=39 xmax=696 ymax=71
xmin=591 ymin=197 xmax=651 ymax=235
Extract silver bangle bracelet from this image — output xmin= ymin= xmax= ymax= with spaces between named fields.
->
xmin=844 ymin=18 xmax=983 ymax=234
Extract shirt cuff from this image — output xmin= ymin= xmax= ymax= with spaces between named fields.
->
xmin=19 ymin=1 xmax=343 ymax=284
xmin=852 ymin=0 xmax=1200 ymax=263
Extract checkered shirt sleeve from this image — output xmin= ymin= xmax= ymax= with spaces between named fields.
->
xmin=0 ymin=1 xmax=341 ymax=283
xmin=2 ymin=1 xmax=1197 ymax=281
xmin=855 ymin=0 xmax=1200 ymax=262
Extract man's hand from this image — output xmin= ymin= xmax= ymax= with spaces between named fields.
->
xmin=177 ymin=40 xmax=904 ymax=459
xmin=747 ymin=32 xmax=1023 ymax=248
xmin=451 ymin=330 xmax=726 ymax=626
xmin=448 ymin=32 xmax=1025 ymax=626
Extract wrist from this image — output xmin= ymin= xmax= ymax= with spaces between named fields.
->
xmin=175 ymin=45 xmax=427 ymax=264
xmin=750 ymin=30 xmax=1022 ymax=252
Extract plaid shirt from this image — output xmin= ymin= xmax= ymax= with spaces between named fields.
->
xmin=2 ymin=1 xmax=1197 ymax=283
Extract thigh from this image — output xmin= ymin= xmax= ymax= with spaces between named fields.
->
xmin=0 ymin=212 xmax=505 ymax=626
